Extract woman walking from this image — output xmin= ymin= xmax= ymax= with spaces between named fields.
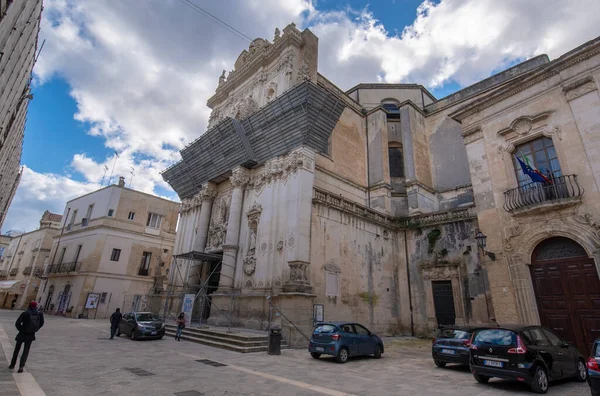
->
xmin=175 ymin=312 xmax=185 ymax=341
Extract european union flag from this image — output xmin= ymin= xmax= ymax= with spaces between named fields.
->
xmin=516 ymin=156 xmax=547 ymax=184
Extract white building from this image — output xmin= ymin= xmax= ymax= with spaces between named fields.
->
xmin=36 ymin=178 xmax=180 ymax=319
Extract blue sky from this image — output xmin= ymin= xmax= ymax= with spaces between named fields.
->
xmin=4 ymin=0 xmax=599 ymax=232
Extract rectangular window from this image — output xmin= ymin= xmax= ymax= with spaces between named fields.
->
xmin=58 ymin=247 xmax=66 ymax=264
xmin=325 ymin=272 xmax=339 ymax=297
xmin=110 ymin=248 xmax=121 ymax=261
xmin=146 ymin=213 xmax=163 ymax=229
xmin=107 ymin=209 xmax=114 ymax=217
xmin=128 ymin=212 xmax=135 ymax=220
xmin=513 ymin=137 xmax=562 ymax=187
xmin=68 ymin=210 xmax=78 ymax=228
xmin=388 ymin=145 xmax=405 ymax=178
xmin=138 ymin=252 xmax=152 ymax=276
xmin=100 ymin=292 xmax=107 ymax=303
xmin=73 ymin=245 xmax=82 ymax=263
xmin=85 ymin=204 xmax=94 ymax=220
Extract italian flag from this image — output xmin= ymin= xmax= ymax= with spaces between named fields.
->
xmin=521 ymin=153 xmax=551 ymax=184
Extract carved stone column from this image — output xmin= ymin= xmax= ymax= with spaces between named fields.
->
xmin=219 ymin=168 xmax=249 ymax=291
xmin=193 ymin=183 xmax=217 ymax=252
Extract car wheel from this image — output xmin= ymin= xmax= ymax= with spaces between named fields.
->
xmin=336 ymin=347 xmax=349 ymax=364
xmin=473 ymin=373 xmax=490 ymax=384
xmin=310 ymin=352 xmax=321 ymax=359
xmin=530 ymin=366 xmax=549 ymax=394
xmin=434 ymin=360 xmax=446 ymax=368
xmin=130 ymin=330 xmax=137 ymax=341
xmin=575 ymin=359 xmax=587 ymax=382
xmin=374 ymin=345 xmax=382 ymax=359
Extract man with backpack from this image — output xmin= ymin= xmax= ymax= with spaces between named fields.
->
xmin=9 ymin=301 xmax=44 ymax=372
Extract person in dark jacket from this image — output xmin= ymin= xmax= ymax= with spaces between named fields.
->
xmin=109 ymin=308 xmax=122 ymax=339
xmin=10 ymin=301 xmax=44 ymax=372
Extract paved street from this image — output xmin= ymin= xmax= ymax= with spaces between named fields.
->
xmin=0 ymin=309 xmax=591 ymax=396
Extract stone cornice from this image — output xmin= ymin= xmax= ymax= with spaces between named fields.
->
xmin=450 ymin=38 xmax=600 ymax=121
xmin=562 ymin=76 xmax=597 ymax=101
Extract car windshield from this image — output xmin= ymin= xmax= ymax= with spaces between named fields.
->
xmin=314 ymin=324 xmax=337 ymax=333
xmin=595 ymin=342 xmax=600 ymax=357
xmin=136 ymin=313 xmax=160 ymax=322
xmin=474 ymin=329 xmax=516 ymax=346
xmin=437 ymin=329 xmax=470 ymax=340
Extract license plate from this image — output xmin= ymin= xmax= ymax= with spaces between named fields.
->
xmin=315 ymin=347 xmax=325 ymax=352
xmin=151 ymin=331 xmax=157 ymax=335
xmin=441 ymin=349 xmax=455 ymax=355
xmin=484 ymin=360 xmax=503 ymax=368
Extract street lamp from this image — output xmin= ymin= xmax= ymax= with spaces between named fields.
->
xmin=475 ymin=229 xmax=496 ymax=261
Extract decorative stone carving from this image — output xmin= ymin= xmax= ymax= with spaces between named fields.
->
xmin=514 ymin=119 xmax=532 ymax=135
xmin=266 ymin=81 xmax=277 ymax=102
xmin=218 ymin=70 xmax=226 ymax=85
xmin=287 ymin=235 xmax=295 ymax=249
xmin=420 ymin=261 xmax=460 ymax=280
xmin=461 ymin=127 xmax=482 ymax=145
xmin=250 ymin=147 xmax=314 ymax=191
xmin=297 ymin=61 xmax=310 ymax=82
xmin=230 ymin=167 xmax=250 ymax=188
xmin=199 ymin=183 xmax=218 ymax=201
xmin=245 ymin=279 xmax=253 ymax=288
xmin=497 ymin=112 xmax=551 ymax=136
xmin=277 ymin=240 xmax=284 ymax=252
xmin=207 ymin=222 xmax=227 ymax=250
xmin=243 ymin=256 xmax=256 ymax=275
xmin=563 ymin=76 xmax=597 ymax=101
xmin=237 ymin=95 xmax=259 ymax=119
xmin=260 ymin=242 xmax=268 ymax=254
xmin=258 ymin=281 xmax=264 ymax=287
xmin=573 ymin=210 xmax=600 ymax=237
xmin=246 ymin=204 xmax=261 ymax=256
xmin=274 ymin=27 xmax=280 ymax=41
xmin=288 ymin=261 xmax=309 ymax=282
xmin=324 ymin=260 xmax=341 ymax=274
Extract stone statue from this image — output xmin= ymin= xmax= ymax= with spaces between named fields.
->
xmin=274 ymin=28 xmax=281 ymax=41
xmin=218 ymin=70 xmax=226 ymax=85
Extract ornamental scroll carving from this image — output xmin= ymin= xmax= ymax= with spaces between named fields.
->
xmin=573 ymin=210 xmax=600 ymax=238
xmin=563 ymin=76 xmax=597 ymax=101
xmin=250 ymin=148 xmax=314 ymax=191
xmin=297 ymin=61 xmax=310 ymax=82
xmin=199 ymin=183 xmax=218 ymax=201
xmin=323 ymin=260 xmax=341 ymax=274
xmin=288 ymin=261 xmax=309 ymax=282
xmin=243 ymin=256 xmax=256 ymax=275
xmin=230 ymin=168 xmax=250 ymax=188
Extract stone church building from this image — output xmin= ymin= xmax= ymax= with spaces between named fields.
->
xmin=162 ymin=23 xmax=600 ymax=352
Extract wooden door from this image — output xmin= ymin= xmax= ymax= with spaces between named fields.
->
xmin=531 ymin=237 xmax=600 ymax=355
xmin=432 ymin=280 xmax=456 ymax=326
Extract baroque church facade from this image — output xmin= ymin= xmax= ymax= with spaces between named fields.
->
xmin=163 ymin=23 xmax=600 ymax=351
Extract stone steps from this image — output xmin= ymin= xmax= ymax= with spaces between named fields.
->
xmin=164 ymin=324 xmax=287 ymax=353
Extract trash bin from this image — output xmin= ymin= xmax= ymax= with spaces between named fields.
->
xmin=268 ymin=326 xmax=282 ymax=355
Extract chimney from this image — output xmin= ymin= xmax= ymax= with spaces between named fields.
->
xmin=118 ymin=176 xmax=126 ymax=188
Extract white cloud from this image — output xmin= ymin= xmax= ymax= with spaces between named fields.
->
xmin=9 ymin=0 xmax=599 ymax=231
xmin=2 ymin=166 xmax=99 ymax=232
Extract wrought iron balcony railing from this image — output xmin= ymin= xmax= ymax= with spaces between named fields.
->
xmin=9 ymin=268 xmax=18 ymax=276
xmin=504 ymin=174 xmax=583 ymax=212
xmin=0 ymin=270 xmax=8 ymax=277
xmin=44 ymin=262 xmax=82 ymax=275
xmin=22 ymin=266 xmax=32 ymax=275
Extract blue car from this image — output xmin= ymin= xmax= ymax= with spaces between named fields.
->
xmin=432 ymin=326 xmax=481 ymax=367
xmin=308 ymin=322 xmax=384 ymax=363
xmin=588 ymin=339 xmax=600 ymax=396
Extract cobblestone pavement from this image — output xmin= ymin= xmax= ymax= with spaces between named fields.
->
xmin=0 ymin=310 xmax=592 ymax=396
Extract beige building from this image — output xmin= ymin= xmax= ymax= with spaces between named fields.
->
xmin=162 ymin=23 xmax=600 ymax=351
xmin=36 ymin=178 xmax=179 ymax=319
xmin=0 ymin=211 xmax=62 ymax=309
xmin=0 ymin=0 xmax=43 ymax=229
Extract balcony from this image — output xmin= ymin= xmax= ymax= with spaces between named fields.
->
xmin=503 ymin=174 xmax=584 ymax=214
xmin=22 ymin=266 xmax=32 ymax=276
xmin=0 ymin=270 xmax=7 ymax=278
xmin=9 ymin=268 xmax=18 ymax=276
xmin=44 ymin=262 xmax=82 ymax=275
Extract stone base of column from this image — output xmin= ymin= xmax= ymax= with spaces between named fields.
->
xmin=283 ymin=260 xmax=312 ymax=293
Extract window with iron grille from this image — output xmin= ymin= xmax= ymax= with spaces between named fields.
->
xmin=110 ymin=248 xmax=121 ymax=261
xmin=513 ymin=137 xmax=561 ymax=187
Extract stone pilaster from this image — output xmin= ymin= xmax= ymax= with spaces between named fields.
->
xmin=219 ymin=167 xmax=249 ymax=291
xmin=193 ymin=183 xmax=217 ymax=252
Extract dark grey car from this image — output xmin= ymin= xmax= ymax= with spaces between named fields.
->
xmin=116 ymin=312 xmax=165 ymax=340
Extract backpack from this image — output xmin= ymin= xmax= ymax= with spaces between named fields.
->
xmin=24 ymin=312 xmax=41 ymax=333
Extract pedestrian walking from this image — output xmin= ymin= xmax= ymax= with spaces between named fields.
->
xmin=109 ymin=308 xmax=122 ymax=339
xmin=175 ymin=312 xmax=186 ymax=341
xmin=10 ymin=297 xmax=17 ymax=310
xmin=10 ymin=301 xmax=44 ymax=373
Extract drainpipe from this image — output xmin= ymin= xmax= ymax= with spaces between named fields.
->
xmin=364 ymin=109 xmax=371 ymax=208
xmin=404 ymin=230 xmax=414 ymax=336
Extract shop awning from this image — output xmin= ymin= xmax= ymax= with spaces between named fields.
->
xmin=0 ymin=280 xmax=24 ymax=292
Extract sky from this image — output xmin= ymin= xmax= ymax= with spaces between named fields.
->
xmin=3 ymin=0 xmax=600 ymax=232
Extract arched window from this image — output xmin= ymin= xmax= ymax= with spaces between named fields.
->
xmin=388 ymin=141 xmax=404 ymax=178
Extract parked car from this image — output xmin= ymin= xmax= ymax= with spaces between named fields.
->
xmin=308 ymin=322 xmax=384 ymax=363
xmin=432 ymin=326 xmax=481 ymax=367
xmin=587 ymin=339 xmax=600 ymax=396
xmin=116 ymin=312 xmax=165 ymax=340
xmin=469 ymin=325 xmax=587 ymax=394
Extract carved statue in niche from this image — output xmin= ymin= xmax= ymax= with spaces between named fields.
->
xmin=206 ymin=197 xmax=230 ymax=250
xmin=246 ymin=204 xmax=262 ymax=256
xmin=266 ymin=81 xmax=277 ymax=102
xmin=297 ymin=61 xmax=310 ymax=82
xmin=218 ymin=70 xmax=226 ymax=85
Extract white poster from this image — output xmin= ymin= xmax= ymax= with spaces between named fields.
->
xmin=182 ymin=294 xmax=194 ymax=327
xmin=85 ymin=293 xmax=100 ymax=309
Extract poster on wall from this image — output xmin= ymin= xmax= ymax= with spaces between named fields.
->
xmin=182 ymin=294 xmax=195 ymax=328
xmin=313 ymin=304 xmax=324 ymax=327
xmin=85 ymin=293 xmax=100 ymax=309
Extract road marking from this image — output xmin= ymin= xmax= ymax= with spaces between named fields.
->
xmin=175 ymin=351 xmax=357 ymax=396
xmin=0 ymin=323 xmax=46 ymax=396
